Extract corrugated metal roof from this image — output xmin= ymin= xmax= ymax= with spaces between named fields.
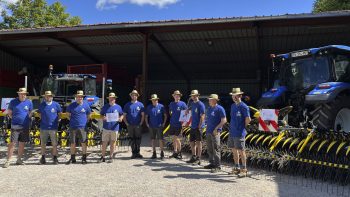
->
xmin=0 ymin=11 xmax=349 ymax=81
xmin=0 ymin=11 xmax=349 ymax=34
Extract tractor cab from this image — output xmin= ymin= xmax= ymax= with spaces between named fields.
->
xmin=258 ymin=45 xmax=350 ymax=132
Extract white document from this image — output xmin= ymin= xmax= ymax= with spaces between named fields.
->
xmin=1 ymin=98 xmax=14 ymax=111
xmin=179 ymin=110 xmax=191 ymax=123
xmin=260 ymin=109 xmax=278 ymax=121
xmin=106 ymin=112 xmax=119 ymax=122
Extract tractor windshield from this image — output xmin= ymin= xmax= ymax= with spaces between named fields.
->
xmin=281 ymin=56 xmax=330 ymax=90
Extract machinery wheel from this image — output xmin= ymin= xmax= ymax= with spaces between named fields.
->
xmin=311 ymin=94 xmax=350 ymax=132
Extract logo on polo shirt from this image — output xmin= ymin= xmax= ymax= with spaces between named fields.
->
xmin=157 ymin=109 xmax=161 ymax=114
xmin=177 ymin=107 xmax=180 ymax=111
xmin=81 ymin=108 xmax=86 ymax=113
xmin=236 ymin=111 xmax=241 ymax=117
xmin=211 ymin=111 xmax=215 ymax=116
xmin=136 ymin=106 xmax=140 ymax=111
xmin=113 ymin=109 xmax=118 ymax=113
xmin=195 ymin=108 xmax=198 ymax=113
xmin=24 ymin=106 xmax=29 ymax=111
xmin=51 ymin=108 xmax=56 ymax=113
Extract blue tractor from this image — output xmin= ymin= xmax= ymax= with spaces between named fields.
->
xmin=258 ymin=45 xmax=350 ymax=132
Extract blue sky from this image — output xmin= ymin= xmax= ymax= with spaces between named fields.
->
xmin=38 ymin=0 xmax=315 ymax=24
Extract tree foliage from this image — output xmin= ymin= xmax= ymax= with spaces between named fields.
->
xmin=313 ymin=0 xmax=350 ymax=13
xmin=0 ymin=0 xmax=82 ymax=29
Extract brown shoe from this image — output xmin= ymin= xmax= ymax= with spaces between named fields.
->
xmin=238 ymin=168 xmax=248 ymax=178
xmin=228 ymin=167 xmax=240 ymax=175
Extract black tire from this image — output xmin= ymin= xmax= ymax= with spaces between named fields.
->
xmin=310 ymin=94 xmax=350 ymax=131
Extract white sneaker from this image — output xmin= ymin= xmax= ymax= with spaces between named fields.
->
xmin=3 ymin=160 xmax=10 ymax=168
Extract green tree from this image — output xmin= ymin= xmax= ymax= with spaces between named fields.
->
xmin=313 ymin=0 xmax=350 ymax=13
xmin=0 ymin=0 xmax=82 ymax=29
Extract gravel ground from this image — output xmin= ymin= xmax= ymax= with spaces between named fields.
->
xmin=0 ymin=135 xmax=344 ymax=197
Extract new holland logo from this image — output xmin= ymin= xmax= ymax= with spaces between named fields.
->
xmin=81 ymin=108 xmax=86 ymax=113
xmin=211 ymin=111 xmax=215 ymax=116
xmin=157 ymin=109 xmax=161 ymax=114
xmin=51 ymin=108 xmax=56 ymax=113
xmin=24 ymin=106 xmax=29 ymax=111
xmin=136 ymin=106 xmax=140 ymax=111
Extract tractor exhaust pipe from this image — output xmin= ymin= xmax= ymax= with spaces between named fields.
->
xmin=102 ymin=77 xmax=105 ymax=106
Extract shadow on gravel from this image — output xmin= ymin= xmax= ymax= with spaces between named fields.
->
xmin=142 ymin=159 xmax=236 ymax=183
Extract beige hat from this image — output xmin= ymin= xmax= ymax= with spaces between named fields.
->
xmin=107 ymin=92 xmax=118 ymax=98
xmin=172 ymin=90 xmax=182 ymax=97
xmin=208 ymin=94 xmax=220 ymax=101
xmin=17 ymin=87 xmax=28 ymax=94
xmin=75 ymin=90 xmax=84 ymax=97
xmin=42 ymin=90 xmax=54 ymax=97
xmin=129 ymin=90 xmax=140 ymax=97
xmin=149 ymin=94 xmax=160 ymax=100
xmin=230 ymin=88 xmax=244 ymax=96
xmin=189 ymin=89 xmax=200 ymax=96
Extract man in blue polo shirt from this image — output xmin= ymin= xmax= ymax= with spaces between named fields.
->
xmin=168 ymin=90 xmax=187 ymax=159
xmin=3 ymin=88 xmax=33 ymax=168
xmin=145 ymin=94 xmax=167 ymax=160
xmin=204 ymin=94 xmax=227 ymax=173
xmin=228 ymin=88 xmax=251 ymax=178
xmin=186 ymin=90 xmax=205 ymax=165
xmin=99 ymin=92 xmax=123 ymax=163
xmin=66 ymin=90 xmax=91 ymax=164
xmin=38 ymin=91 xmax=62 ymax=165
xmin=123 ymin=90 xmax=145 ymax=159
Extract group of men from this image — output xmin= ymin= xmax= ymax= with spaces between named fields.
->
xmin=2 ymin=87 xmax=251 ymax=178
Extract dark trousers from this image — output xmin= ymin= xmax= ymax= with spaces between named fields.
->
xmin=127 ymin=125 xmax=142 ymax=154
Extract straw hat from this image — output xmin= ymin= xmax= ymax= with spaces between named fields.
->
xmin=149 ymin=94 xmax=160 ymax=100
xmin=107 ymin=92 xmax=118 ymax=99
xmin=208 ymin=94 xmax=220 ymax=101
xmin=229 ymin=88 xmax=244 ymax=96
xmin=129 ymin=90 xmax=140 ymax=97
xmin=75 ymin=90 xmax=84 ymax=97
xmin=17 ymin=87 xmax=28 ymax=94
xmin=189 ymin=89 xmax=200 ymax=96
xmin=42 ymin=90 xmax=54 ymax=97
xmin=172 ymin=90 xmax=182 ymax=97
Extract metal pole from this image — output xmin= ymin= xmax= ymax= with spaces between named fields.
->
xmin=142 ymin=33 xmax=149 ymax=103
xmin=102 ymin=77 xmax=105 ymax=106
xmin=24 ymin=76 xmax=28 ymax=89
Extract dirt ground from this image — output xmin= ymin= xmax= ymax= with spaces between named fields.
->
xmin=0 ymin=135 xmax=345 ymax=197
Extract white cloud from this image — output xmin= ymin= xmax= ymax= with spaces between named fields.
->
xmin=0 ymin=0 xmax=19 ymax=12
xmin=96 ymin=0 xmax=180 ymax=10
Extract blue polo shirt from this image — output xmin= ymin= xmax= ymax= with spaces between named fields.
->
xmin=206 ymin=104 xmax=226 ymax=134
xmin=169 ymin=101 xmax=187 ymax=128
xmin=146 ymin=103 xmax=165 ymax=128
xmin=123 ymin=101 xmax=144 ymax=126
xmin=100 ymin=103 xmax=123 ymax=131
xmin=230 ymin=102 xmax=250 ymax=137
xmin=8 ymin=98 xmax=33 ymax=129
xmin=38 ymin=101 xmax=62 ymax=130
xmin=67 ymin=101 xmax=91 ymax=129
xmin=190 ymin=101 xmax=205 ymax=129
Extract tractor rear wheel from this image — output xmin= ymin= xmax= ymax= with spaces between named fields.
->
xmin=311 ymin=95 xmax=350 ymax=132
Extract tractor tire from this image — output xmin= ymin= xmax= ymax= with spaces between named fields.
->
xmin=311 ymin=94 xmax=350 ymax=132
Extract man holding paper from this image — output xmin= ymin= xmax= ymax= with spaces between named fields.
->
xmin=168 ymin=90 xmax=187 ymax=159
xmin=100 ymin=92 xmax=123 ymax=163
